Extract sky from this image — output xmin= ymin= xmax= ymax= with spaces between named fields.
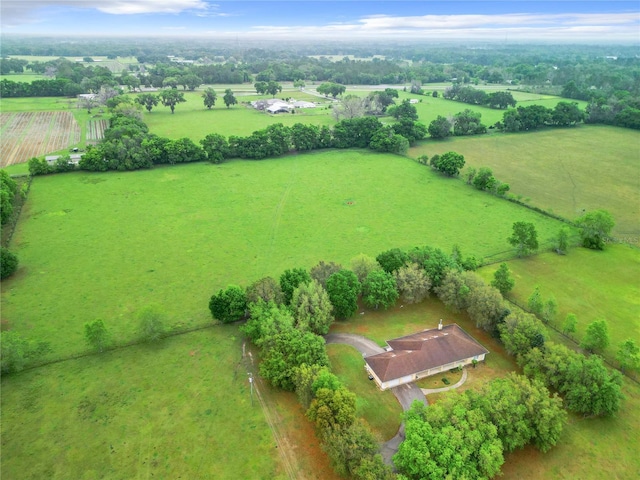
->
xmin=1 ymin=1 xmax=639 ymax=43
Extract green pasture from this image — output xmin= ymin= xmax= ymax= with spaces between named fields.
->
xmin=1 ymin=151 xmax=569 ymax=358
xmin=0 ymin=96 xmax=78 ymax=112
xmin=140 ymin=90 xmax=335 ymax=140
xmin=479 ymin=244 xmax=640 ymax=363
xmin=410 ymin=125 xmax=640 ymax=236
xmin=0 ymin=326 xmax=285 ymax=480
xmin=0 ymin=73 xmax=46 ymax=83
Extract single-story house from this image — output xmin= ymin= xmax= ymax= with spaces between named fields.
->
xmin=364 ymin=322 xmax=488 ymax=390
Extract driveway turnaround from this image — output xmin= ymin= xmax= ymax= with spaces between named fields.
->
xmin=324 ymin=333 xmax=428 ymax=465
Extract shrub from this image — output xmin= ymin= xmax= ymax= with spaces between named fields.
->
xmin=1 ymin=248 xmax=19 ymax=279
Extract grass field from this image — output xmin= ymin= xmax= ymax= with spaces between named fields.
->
xmin=140 ymin=90 xmax=336 ymax=140
xmin=479 ymin=244 xmax=640 ymax=366
xmin=0 ymin=73 xmax=46 ymax=83
xmin=327 ymin=343 xmax=402 ymax=440
xmin=1 ymin=152 xmax=569 ymax=358
xmin=0 ymin=326 xmax=286 ymax=480
xmin=410 ymin=125 xmax=640 ymax=236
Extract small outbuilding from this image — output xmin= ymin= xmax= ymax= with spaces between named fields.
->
xmin=364 ymin=323 xmax=488 ymax=390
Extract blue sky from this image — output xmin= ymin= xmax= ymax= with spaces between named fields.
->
xmin=2 ymin=1 xmax=639 ymax=42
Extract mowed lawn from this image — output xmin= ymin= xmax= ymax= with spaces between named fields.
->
xmin=410 ymin=125 xmax=640 ymax=235
xmin=1 ymin=151 xmax=569 ymax=358
xmin=0 ymin=326 xmax=286 ymax=480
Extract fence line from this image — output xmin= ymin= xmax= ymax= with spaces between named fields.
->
xmin=503 ymin=297 xmax=639 ymax=385
xmin=13 ymin=321 xmax=222 ymax=375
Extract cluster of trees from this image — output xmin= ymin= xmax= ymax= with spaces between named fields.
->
xmin=431 ymin=260 xmax=625 ymax=419
xmin=585 ymin=95 xmax=640 ymax=130
xmin=464 ymin=166 xmax=510 ymax=196
xmin=499 ymin=102 xmax=585 ymax=132
xmin=425 ymin=109 xmax=487 ymax=140
xmin=417 ymin=152 xmax=511 ymax=200
xmin=498 ymin=292 xmax=624 ymax=417
xmin=209 ymin=265 xmax=396 ymax=478
xmin=1 ymin=170 xmax=20 ymax=279
xmin=254 ymin=80 xmax=282 ymax=97
xmin=0 ymin=170 xmax=18 ymax=226
xmin=332 ymin=88 xmax=400 ymax=119
xmin=0 ymin=331 xmax=51 ymax=375
xmin=317 ymin=82 xmax=347 ymax=98
xmin=0 ymin=57 xmax=119 ymax=97
xmin=443 ymin=85 xmax=517 ymax=109
xmin=395 ymin=372 xmax=566 ymax=479
xmin=4 ymin=38 xmax=638 ymax=94
xmin=29 ymin=105 xmax=429 ymax=174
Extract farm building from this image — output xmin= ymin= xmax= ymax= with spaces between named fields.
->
xmin=45 ymin=154 xmax=83 ymax=166
xmin=409 ymin=99 xmax=419 ymax=104
xmin=292 ymin=100 xmax=316 ymax=108
xmin=266 ymin=102 xmax=292 ymax=114
xmin=364 ymin=322 xmax=488 ymax=391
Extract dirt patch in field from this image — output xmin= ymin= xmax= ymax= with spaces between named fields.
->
xmin=0 ymin=111 xmax=81 ymax=167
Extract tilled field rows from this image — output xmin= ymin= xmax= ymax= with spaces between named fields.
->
xmin=86 ymin=119 xmax=109 ymax=144
xmin=0 ymin=111 xmax=81 ymax=167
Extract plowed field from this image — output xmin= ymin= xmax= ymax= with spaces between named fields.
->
xmin=0 ymin=111 xmax=81 ymax=166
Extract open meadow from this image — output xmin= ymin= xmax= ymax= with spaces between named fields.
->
xmin=140 ymin=89 xmax=336 ymax=140
xmin=0 ymin=326 xmax=288 ymax=480
xmin=1 ymin=151 xmax=569 ymax=358
xmin=410 ymin=125 xmax=640 ymax=236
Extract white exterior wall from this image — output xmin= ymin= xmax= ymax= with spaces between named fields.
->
xmin=369 ymin=354 xmax=487 ymax=391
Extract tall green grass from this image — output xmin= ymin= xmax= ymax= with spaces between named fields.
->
xmin=410 ymin=125 xmax=640 ymax=235
xmin=2 ymin=152 xmax=569 ymax=358
xmin=479 ymin=244 xmax=640 ymax=363
xmin=0 ymin=326 xmax=285 ymax=480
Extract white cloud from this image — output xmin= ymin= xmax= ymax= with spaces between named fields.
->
xmin=1 ymin=0 xmax=211 ymax=27
xmin=244 ymin=12 xmax=640 ymax=42
xmin=95 ymin=1 xmax=208 ymax=15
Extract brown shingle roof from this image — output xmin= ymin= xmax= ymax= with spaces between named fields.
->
xmin=364 ymin=324 xmax=488 ymax=382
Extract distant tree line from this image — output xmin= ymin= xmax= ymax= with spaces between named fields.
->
xmin=29 ymin=105 xmax=428 ymax=175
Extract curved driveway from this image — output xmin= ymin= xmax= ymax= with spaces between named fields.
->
xmin=324 ymin=333 xmax=428 ymax=465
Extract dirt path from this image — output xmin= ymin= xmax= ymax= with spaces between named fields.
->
xmin=243 ymin=346 xmax=299 ymax=480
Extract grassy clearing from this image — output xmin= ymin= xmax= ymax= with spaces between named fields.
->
xmin=410 ymin=125 xmax=640 ymax=235
xmin=479 ymin=244 xmax=640 ymax=366
xmin=0 ymin=73 xmax=46 ymax=83
xmin=0 ymin=326 xmax=285 ymax=480
xmin=0 ymin=96 xmax=79 ymax=112
xmin=1 ymin=152 xmax=569 ymax=358
xmin=140 ymin=90 xmax=336 ymax=140
xmin=327 ymin=343 xmax=402 ymax=440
